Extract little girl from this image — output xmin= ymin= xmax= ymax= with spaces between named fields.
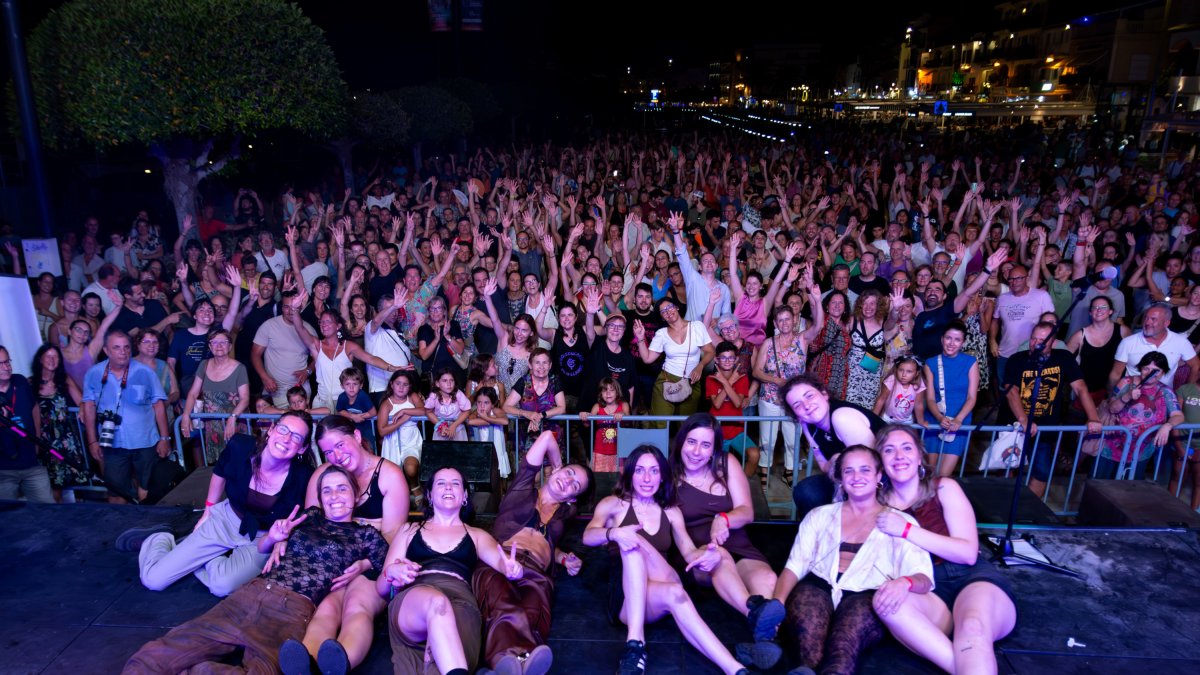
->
xmin=466 ymin=353 xmax=507 ymax=407
xmin=467 ymin=387 xmax=512 ymax=483
xmin=377 ymin=371 xmax=425 ymax=501
xmin=579 ymin=377 xmax=628 ymax=473
xmin=873 ymin=357 xmax=927 ymax=425
xmin=424 ymin=368 xmax=471 ymax=441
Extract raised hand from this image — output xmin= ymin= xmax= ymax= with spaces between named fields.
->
xmin=632 ymin=319 xmax=647 ymax=341
xmin=224 ymin=264 xmax=242 ymax=289
xmin=383 ymin=558 xmax=422 ymax=587
xmin=583 ymin=287 xmax=603 ymax=315
xmin=267 ymin=505 xmax=308 ymax=545
xmin=610 ymin=522 xmax=642 ymax=552
xmin=499 ymin=542 xmax=525 ymax=580
xmin=430 ymin=237 xmax=444 ymax=259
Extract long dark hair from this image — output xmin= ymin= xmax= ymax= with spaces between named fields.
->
xmin=669 ymin=413 xmax=728 ymax=492
xmin=617 ymin=444 xmax=675 ymax=506
xmin=420 ymin=465 xmax=474 ymax=524
xmin=31 ymin=344 xmax=68 ymax=398
xmin=254 ymin=410 xmax=315 ymax=476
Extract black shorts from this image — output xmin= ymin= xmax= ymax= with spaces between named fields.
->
xmin=932 ymin=559 xmax=1017 ymax=612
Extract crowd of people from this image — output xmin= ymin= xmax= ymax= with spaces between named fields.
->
xmin=1 ymin=118 xmax=1199 ymax=672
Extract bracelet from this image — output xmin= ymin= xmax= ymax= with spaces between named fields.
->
xmin=902 ymin=522 xmax=912 ymax=538
xmin=605 ymin=527 xmax=613 ymax=542
xmin=717 ymin=512 xmax=730 ymax=528
xmin=982 ymin=267 xmax=993 ymax=276
xmin=204 ymin=500 xmax=216 ymax=508
xmin=903 ymin=576 xmax=914 ymax=591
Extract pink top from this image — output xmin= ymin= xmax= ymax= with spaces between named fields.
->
xmin=734 ymin=295 xmax=767 ymax=346
xmin=880 ymin=374 xmax=926 ymax=423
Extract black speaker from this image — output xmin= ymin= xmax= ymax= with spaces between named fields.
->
xmin=958 ymin=476 xmax=1062 ymax=526
xmin=419 ymin=441 xmax=496 ymax=485
xmin=1078 ymin=479 xmax=1200 ymax=528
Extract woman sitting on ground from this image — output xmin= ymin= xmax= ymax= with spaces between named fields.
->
xmin=125 ymin=465 xmax=388 ymax=674
xmin=584 ymin=444 xmax=756 ymax=675
xmin=378 ymin=466 xmax=525 ymax=675
xmin=873 ymin=424 xmax=1017 ymax=674
xmin=769 ymin=445 xmax=933 ymax=675
xmin=133 ymin=411 xmax=315 ymax=597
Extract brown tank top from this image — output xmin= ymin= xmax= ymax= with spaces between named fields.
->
xmin=615 ymin=502 xmax=672 ymax=554
xmin=904 ymin=488 xmax=950 ymax=565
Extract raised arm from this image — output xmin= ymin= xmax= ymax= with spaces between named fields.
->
xmin=952 ymin=247 xmax=1008 ymax=314
xmin=288 ymin=289 xmax=320 ymax=355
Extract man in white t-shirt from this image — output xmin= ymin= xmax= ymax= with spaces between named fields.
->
xmin=254 ymin=230 xmax=288 ymax=279
xmin=1110 ymin=304 xmax=1200 ymax=390
xmin=364 ymin=291 xmax=414 ymax=402
xmin=991 ymin=264 xmax=1055 ymax=386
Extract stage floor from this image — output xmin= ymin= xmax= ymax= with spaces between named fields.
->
xmin=2 ymin=501 xmax=1199 ymax=674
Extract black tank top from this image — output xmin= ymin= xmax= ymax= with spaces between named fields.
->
xmin=808 ymin=399 xmax=887 ymax=457
xmin=1078 ymin=327 xmax=1122 ymax=393
xmin=407 ymin=524 xmax=478 ymax=579
xmin=612 ymin=502 xmax=671 ymax=554
xmin=356 ymin=459 xmax=386 ymax=520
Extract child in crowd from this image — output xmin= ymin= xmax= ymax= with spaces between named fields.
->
xmin=466 ymin=353 xmax=507 ymax=409
xmin=874 ymin=356 xmax=927 ymax=425
xmin=377 ymin=370 xmax=425 ymax=504
xmin=580 ymin=376 xmax=628 ymax=473
xmin=467 ymin=386 xmax=512 ymax=485
xmin=425 ymin=367 xmax=471 ymax=441
xmin=706 ymin=340 xmax=761 ymax=485
xmin=335 ymin=367 xmax=377 ymax=452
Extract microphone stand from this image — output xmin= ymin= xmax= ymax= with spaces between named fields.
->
xmin=988 ymin=347 xmax=1082 ymax=578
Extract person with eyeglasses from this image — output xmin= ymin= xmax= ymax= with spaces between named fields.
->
xmin=0 ymin=344 xmax=53 ymax=503
xmin=989 ymin=262 xmax=1055 ymax=388
xmin=632 ymin=297 xmax=714 ymax=422
xmin=179 ymin=328 xmax=250 ymax=466
xmin=127 ymin=410 xmax=316 ymax=597
xmin=167 ymin=266 xmax=242 ymax=398
xmin=578 ymin=289 xmax=638 ymax=417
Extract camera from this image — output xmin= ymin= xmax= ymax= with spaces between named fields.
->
xmin=97 ymin=411 xmax=122 ymax=449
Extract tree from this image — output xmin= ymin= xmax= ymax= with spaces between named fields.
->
xmin=392 ymin=86 xmax=473 ymax=168
xmin=27 ymin=0 xmax=346 ymax=231
xmin=327 ymin=92 xmax=410 ymax=194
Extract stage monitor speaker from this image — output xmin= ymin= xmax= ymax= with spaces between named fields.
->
xmin=157 ymin=466 xmax=214 ymax=509
xmin=958 ymin=476 xmax=1062 ymax=526
xmin=1077 ymin=479 xmax=1200 ymax=528
xmin=420 ymin=441 xmax=495 ymax=485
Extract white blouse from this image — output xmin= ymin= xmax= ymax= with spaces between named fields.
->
xmin=783 ymin=502 xmax=933 ymax=608
xmin=649 ymin=321 xmax=712 ymax=378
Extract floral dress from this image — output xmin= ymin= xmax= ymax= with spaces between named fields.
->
xmin=514 ymin=373 xmax=563 ymax=455
xmin=846 ymin=319 xmax=885 ymax=409
xmin=196 ymin=360 xmax=249 ymax=465
xmin=453 ymin=307 xmax=478 ymax=359
xmin=962 ymin=310 xmax=991 ymax=389
xmin=759 ymin=336 xmax=807 ymax=407
xmin=810 ymin=319 xmax=852 ymax=400
xmin=37 ymin=391 xmax=87 ymax=488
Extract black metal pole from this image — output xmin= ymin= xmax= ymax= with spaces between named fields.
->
xmin=2 ymin=0 xmax=54 ymax=238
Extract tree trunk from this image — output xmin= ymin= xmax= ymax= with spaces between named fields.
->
xmin=328 ymin=139 xmax=356 ymax=193
xmin=161 ymin=156 xmax=200 ymax=246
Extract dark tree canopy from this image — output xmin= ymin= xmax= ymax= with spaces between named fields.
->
xmin=393 ymin=86 xmax=473 ymax=147
xmin=28 ymin=0 xmax=346 ymax=149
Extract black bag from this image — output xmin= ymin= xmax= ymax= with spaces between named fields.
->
xmin=143 ymin=457 xmax=188 ymax=505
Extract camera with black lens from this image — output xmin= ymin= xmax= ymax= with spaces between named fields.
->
xmin=97 ymin=411 xmax=122 ymax=449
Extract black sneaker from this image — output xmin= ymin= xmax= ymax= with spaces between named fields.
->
xmin=115 ymin=524 xmax=172 ymax=552
xmin=746 ymin=595 xmax=786 ymax=641
xmin=522 ymin=644 xmax=554 ymax=675
xmin=493 ymin=653 xmax=522 ymax=675
xmin=316 ymin=639 xmax=350 ymax=675
xmin=616 ymin=639 xmax=646 ymax=675
xmin=734 ymin=640 xmax=784 ymax=669
xmin=278 ymin=639 xmax=313 ymax=675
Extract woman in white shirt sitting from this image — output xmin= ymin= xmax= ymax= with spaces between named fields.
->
xmin=766 ymin=446 xmax=933 ymax=675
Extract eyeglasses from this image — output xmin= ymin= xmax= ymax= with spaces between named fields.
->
xmin=892 ymin=279 xmax=909 ymax=285
xmin=209 ymin=339 xmax=231 ymax=347
xmin=658 ymin=304 xmax=678 ymax=315
xmin=606 ymin=323 xmax=626 ymax=331
xmin=271 ymin=424 xmax=307 ymax=445
xmin=140 ymin=339 xmax=158 ymax=345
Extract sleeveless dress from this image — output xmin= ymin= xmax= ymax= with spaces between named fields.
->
xmin=759 ymin=335 xmax=806 ymax=407
xmin=734 ymin=295 xmax=767 ymax=346
xmin=846 ymin=319 xmax=885 ymax=409
xmin=63 ymin=349 xmax=94 ymax=393
xmin=314 ymin=342 xmax=353 ymax=411
xmin=37 ymin=390 xmax=87 ymax=488
xmin=453 ymin=307 xmax=478 ymax=359
xmin=962 ymin=310 xmax=991 ymax=389
xmin=495 ymin=347 xmax=530 ymax=392
xmin=922 ymin=352 xmax=977 ymax=457
xmin=606 ymin=504 xmax=673 ymax=624
xmin=592 ymin=404 xmax=621 ymax=473
xmin=676 ymin=479 xmax=767 ymax=563
xmin=425 ymin=391 xmax=470 ymax=441
xmin=380 ymin=397 xmax=424 ymax=465
xmin=810 ymin=319 xmax=852 ymax=399
xmin=1078 ymin=326 xmax=1122 ymax=395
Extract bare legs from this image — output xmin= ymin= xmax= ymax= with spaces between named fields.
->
xmin=617 ymin=545 xmax=744 ymax=675
xmin=929 ymin=453 xmax=960 ymax=478
xmin=302 ymin=577 xmax=386 ymax=667
xmin=1169 ymin=451 xmax=1200 ymax=509
xmin=876 ymin=581 xmax=1016 ymax=675
xmin=691 ymin=555 xmax=778 ymax=618
xmin=403 ymin=457 xmax=422 ymax=502
xmin=394 ymin=586 xmax=469 ymax=672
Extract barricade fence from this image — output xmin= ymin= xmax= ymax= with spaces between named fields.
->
xmin=66 ymin=408 xmax=1190 ymax=518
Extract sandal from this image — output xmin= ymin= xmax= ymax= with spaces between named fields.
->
xmin=781 ymin=470 xmax=794 ymax=488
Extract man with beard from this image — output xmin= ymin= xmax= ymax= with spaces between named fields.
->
xmin=914 ymin=248 xmax=1009 ymax=361
xmin=623 ymin=284 xmax=663 ymax=413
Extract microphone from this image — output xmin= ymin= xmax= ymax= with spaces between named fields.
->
xmin=1071 ymin=266 xmax=1118 ymax=289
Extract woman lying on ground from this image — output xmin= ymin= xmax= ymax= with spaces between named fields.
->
xmin=124 ymin=465 xmax=387 ymax=674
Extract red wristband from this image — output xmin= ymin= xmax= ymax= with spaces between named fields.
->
xmin=902 ymin=522 xmax=912 ymax=538
xmin=718 ymin=512 xmax=730 ymax=528
xmin=903 ymin=576 xmax=914 ymax=591
xmin=204 ymin=500 xmax=216 ymax=508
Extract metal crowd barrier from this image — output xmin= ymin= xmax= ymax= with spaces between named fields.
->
xmin=1130 ymin=423 xmax=1200 ymax=502
xmin=109 ymin=409 xmax=1186 ymax=520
